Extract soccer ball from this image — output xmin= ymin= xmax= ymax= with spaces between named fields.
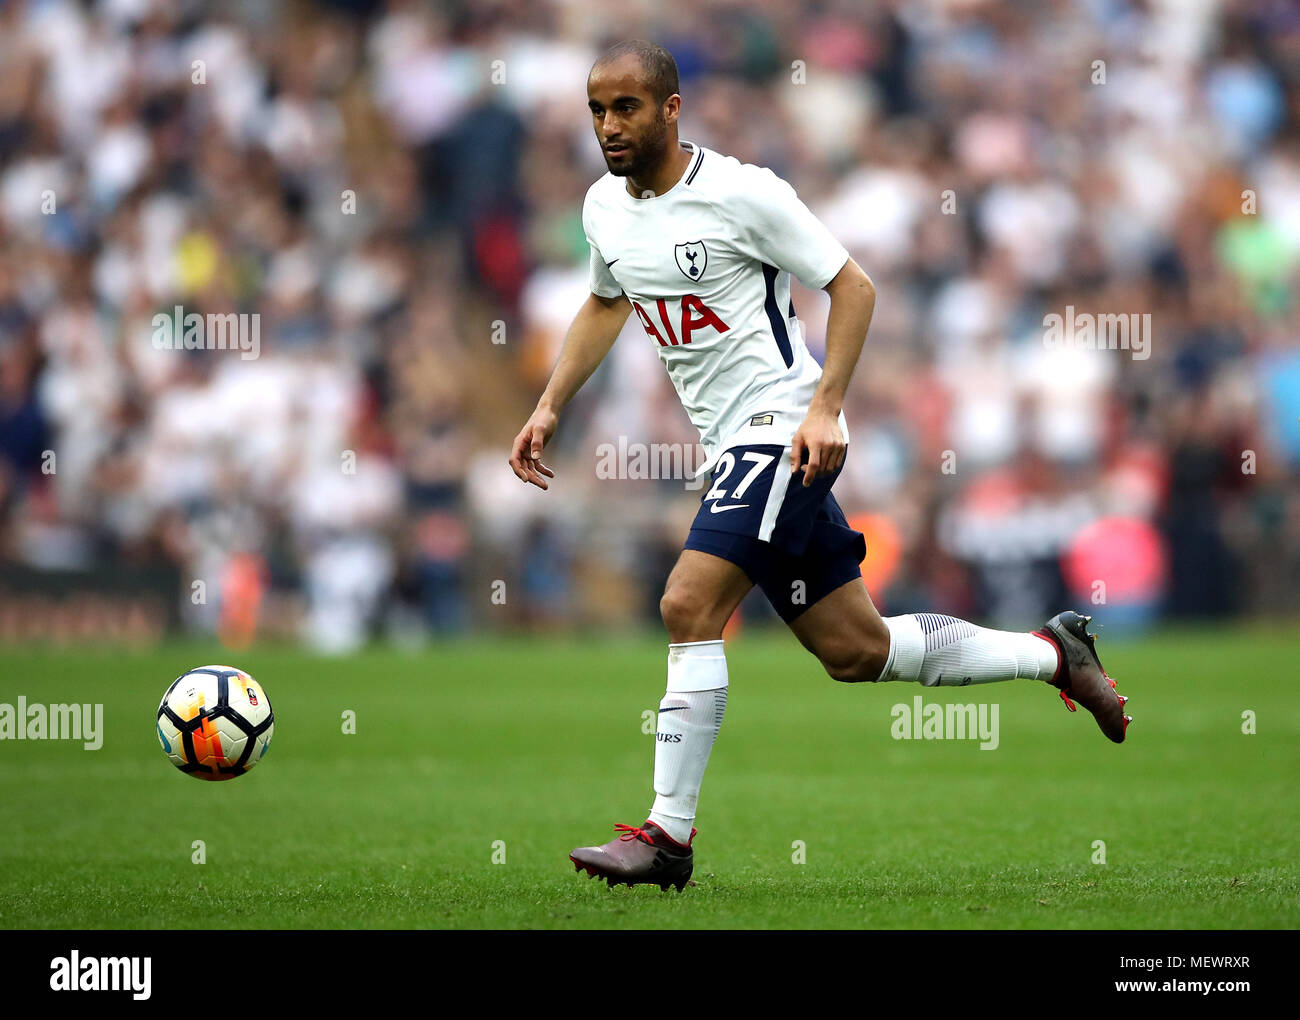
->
xmin=156 ymin=665 xmax=274 ymax=781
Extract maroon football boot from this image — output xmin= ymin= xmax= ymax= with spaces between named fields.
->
xmin=1036 ymin=611 xmax=1131 ymax=743
xmin=569 ymin=820 xmax=695 ymax=891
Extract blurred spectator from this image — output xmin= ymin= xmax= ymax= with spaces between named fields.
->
xmin=1 ymin=0 xmax=1298 ymax=646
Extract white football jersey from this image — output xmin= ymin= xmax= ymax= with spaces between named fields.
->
xmin=583 ymin=140 xmax=851 ymax=475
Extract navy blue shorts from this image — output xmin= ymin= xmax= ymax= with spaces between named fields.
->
xmin=683 ymin=444 xmax=866 ymax=623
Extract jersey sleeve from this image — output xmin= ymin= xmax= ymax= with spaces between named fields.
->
xmin=587 ymin=242 xmax=622 ymax=298
xmin=726 ymin=166 xmax=850 ymax=290
xmin=582 ymin=194 xmax=623 ymax=299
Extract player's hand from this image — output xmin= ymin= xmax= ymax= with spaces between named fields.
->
xmin=790 ymin=408 xmax=845 ymax=488
xmin=509 ymin=407 xmax=559 ymax=490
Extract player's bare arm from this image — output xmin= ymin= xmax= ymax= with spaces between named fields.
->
xmin=508 ymin=290 xmax=630 ymax=490
xmin=791 ymin=258 xmax=876 ymax=487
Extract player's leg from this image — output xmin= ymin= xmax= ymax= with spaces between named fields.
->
xmin=783 ymin=571 xmax=892 ymax=683
xmin=648 ymin=549 xmax=751 ymax=838
xmin=570 ymin=548 xmax=752 ymax=889
xmin=789 ymin=579 xmax=1061 ymax=689
xmin=790 ymin=587 xmax=1130 ymax=741
xmin=659 ymin=548 xmax=754 ymax=642
xmin=770 ymin=496 xmax=1131 ymax=742
xmin=790 ymin=584 xmax=1128 ymax=738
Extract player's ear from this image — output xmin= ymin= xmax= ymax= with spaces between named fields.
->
xmin=662 ymin=93 xmax=681 ymax=123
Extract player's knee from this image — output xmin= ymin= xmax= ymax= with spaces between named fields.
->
xmin=660 ymin=584 xmax=702 ymax=641
xmin=660 ymin=585 xmax=716 ymax=643
xmin=822 ymin=635 xmax=889 ymax=684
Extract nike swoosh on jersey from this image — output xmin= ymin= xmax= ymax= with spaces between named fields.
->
xmin=605 ymin=258 xmax=619 ymax=267
xmin=657 ymin=706 xmax=688 ymax=713
xmin=708 ymin=503 xmax=750 ymax=514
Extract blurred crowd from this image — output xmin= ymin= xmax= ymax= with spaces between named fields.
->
xmin=0 ymin=0 xmax=1297 ymax=649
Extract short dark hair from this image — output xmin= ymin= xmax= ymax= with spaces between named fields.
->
xmin=591 ymin=40 xmax=679 ymax=105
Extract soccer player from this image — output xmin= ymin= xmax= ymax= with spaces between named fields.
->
xmin=508 ymin=40 xmax=1131 ymax=892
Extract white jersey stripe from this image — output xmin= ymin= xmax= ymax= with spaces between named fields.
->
xmin=757 ymin=446 xmax=793 ymax=543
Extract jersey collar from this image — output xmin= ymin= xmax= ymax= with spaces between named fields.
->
xmin=619 ymin=141 xmax=704 ymax=204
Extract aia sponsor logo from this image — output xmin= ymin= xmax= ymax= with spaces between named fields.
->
xmin=632 ymin=295 xmax=729 ymax=347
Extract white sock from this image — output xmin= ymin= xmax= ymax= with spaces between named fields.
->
xmin=879 ymin=614 xmax=1060 ymax=686
xmin=648 ymin=640 xmax=728 ymax=844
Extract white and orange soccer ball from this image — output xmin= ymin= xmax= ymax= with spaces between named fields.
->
xmin=156 ymin=665 xmax=274 ymax=781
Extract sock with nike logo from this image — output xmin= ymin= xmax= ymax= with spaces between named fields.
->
xmin=879 ymin=614 xmax=1059 ymax=686
xmin=648 ymin=639 xmax=728 ymax=844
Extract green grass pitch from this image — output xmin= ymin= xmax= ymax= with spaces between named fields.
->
xmin=0 ymin=624 xmax=1296 ymax=929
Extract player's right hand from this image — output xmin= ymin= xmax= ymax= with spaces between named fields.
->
xmin=509 ymin=407 xmax=558 ymax=490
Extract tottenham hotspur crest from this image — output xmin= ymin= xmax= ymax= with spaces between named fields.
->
xmin=674 ymin=241 xmax=707 ymax=282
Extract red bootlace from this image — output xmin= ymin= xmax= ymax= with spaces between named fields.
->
xmin=614 ymin=823 xmax=653 ymax=844
xmin=1059 ymin=689 xmax=1077 ymax=712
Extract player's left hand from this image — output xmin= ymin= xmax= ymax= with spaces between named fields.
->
xmin=790 ymin=408 xmax=845 ymax=487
